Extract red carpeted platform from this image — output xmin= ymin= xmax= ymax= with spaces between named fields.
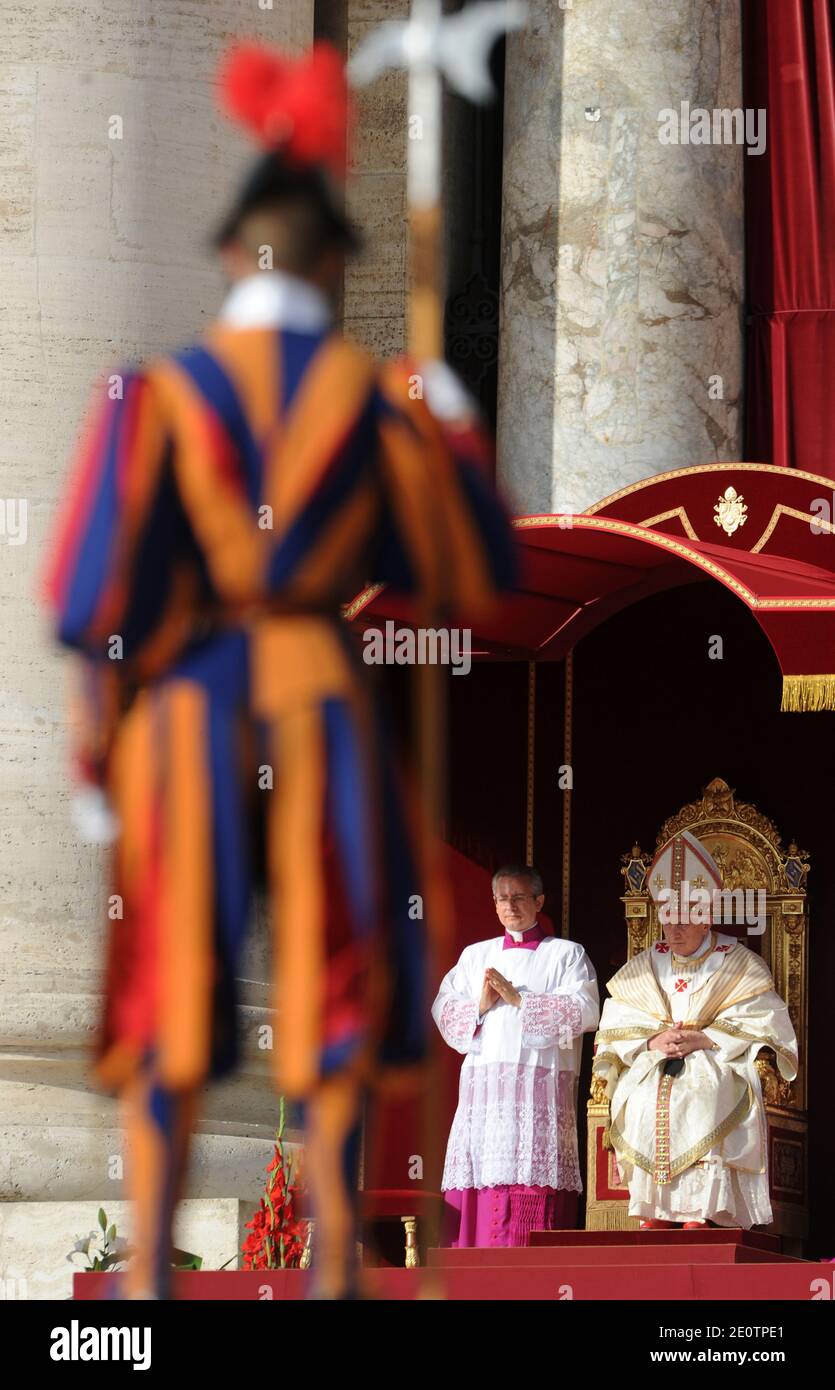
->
xmin=427 ymin=1234 xmax=800 ymax=1267
xmin=529 ymin=1228 xmax=781 ymax=1249
xmin=74 ymin=1232 xmax=833 ymax=1300
xmin=430 ymin=1241 xmax=797 ymax=1267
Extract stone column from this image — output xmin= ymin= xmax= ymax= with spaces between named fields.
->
xmin=0 ymin=0 xmax=312 ymax=1296
xmin=497 ymin=0 xmax=744 ymax=515
xmin=344 ymin=0 xmax=410 ymax=359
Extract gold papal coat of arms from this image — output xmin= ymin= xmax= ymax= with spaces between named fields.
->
xmin=713 ymin=486 xmax=748 ymax=536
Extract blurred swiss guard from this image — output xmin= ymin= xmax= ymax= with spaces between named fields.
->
xmin=593 ymin=831 xmax=798 ymax=1230
xmin=42 ymin=40 xmax=515 ymax=1299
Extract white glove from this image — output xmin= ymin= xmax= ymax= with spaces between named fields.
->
xmin=71 ymin=785 xmax=120 ymax=846
xmin=419 ymin=360 xmax=478 ymax=423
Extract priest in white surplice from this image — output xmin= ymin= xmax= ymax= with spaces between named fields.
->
xmin=432 ymin=866 xmax=599 ymax=1247
xmin=593 ymin=831 xmax=798 ymax=1230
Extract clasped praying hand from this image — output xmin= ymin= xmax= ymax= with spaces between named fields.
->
xmin=480 ymin=967 xmax=522 ymax=1014
xmin=648 ymin=1027 xmax=715 ymax=1058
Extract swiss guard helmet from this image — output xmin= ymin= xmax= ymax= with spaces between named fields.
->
xmin=213 ymin=41 xmax=361 ymax=257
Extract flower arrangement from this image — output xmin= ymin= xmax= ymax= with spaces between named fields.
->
xmin=69 ymin=1208 xmax=130 ymax=1274
xmin=242 ymin=1097 xmax=307 ymax=1270
xmin=68 ymin=1207 xmax=203 ymax=1276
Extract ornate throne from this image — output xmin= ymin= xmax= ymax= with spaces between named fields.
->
xmin=586 ymin=778 xmax=809 ymax=1252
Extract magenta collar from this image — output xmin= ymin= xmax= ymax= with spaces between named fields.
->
xmin=503 ymin=921 xmax=549 ymax=951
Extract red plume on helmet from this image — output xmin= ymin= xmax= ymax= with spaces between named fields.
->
xmin=217 ymin=42 xmax=350 ymax=181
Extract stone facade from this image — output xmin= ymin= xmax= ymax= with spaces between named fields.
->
xmin=344 ymin=0 xmax=410 ymax=359
xmin=0 ymin=1198 xmax=252 ymax=1301
xmin=497 ymin=0 xmax=745 ymax=515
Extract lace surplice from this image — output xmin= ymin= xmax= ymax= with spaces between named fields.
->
xmin=432 ymin=935 xmax=599 ymax=1190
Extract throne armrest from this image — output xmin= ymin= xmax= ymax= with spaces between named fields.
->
xmin=588 ymin=1072 xmax=612 ymax=1149
xmin=754 ymin=1047 xmax=794 ymax=1106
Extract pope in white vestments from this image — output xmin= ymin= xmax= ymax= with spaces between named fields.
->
xmin=593 ymin=831 xmax=798 ymax=1230
xmin=432 ymin=866 xmax=599 ymax=1247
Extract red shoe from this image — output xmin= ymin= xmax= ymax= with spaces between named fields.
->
xmin=640 ymin=1219 xmax=676 ymax=1229
xmin=682 ymin=1220 xmax=707 ymax=1230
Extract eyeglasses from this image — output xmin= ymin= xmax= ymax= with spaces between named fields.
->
xmin=494 ymin=893 xmax=535 ymax=905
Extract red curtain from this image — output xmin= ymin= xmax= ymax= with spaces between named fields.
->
xmin=744 ymin=0 xmax=835 ymax=476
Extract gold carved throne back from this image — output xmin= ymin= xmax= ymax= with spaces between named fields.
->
xmin=585 ymin=778 xmax=809 ymax=1251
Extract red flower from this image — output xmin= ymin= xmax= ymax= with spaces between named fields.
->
xmin=241 ymin=1132 xmax=306 ymax=1270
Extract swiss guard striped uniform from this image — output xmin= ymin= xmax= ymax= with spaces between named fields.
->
xmin=44 ymin=273 xmax=516 ymax=1109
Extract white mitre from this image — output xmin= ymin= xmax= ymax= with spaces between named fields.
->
xmin=646 ymin=828 xmax=722 ymax=914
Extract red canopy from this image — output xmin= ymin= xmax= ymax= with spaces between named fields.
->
xmin=350 ymin=463 xmax=835 ymax=711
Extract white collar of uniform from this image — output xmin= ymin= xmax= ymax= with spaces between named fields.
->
xmin=218 ymin=270 xmax=332 ymax=333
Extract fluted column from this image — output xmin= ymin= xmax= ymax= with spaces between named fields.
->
xmin=497 ymin=0 xmax=745 ymax=515
xmin=0 ymin=0 xmax=312 ymax=1285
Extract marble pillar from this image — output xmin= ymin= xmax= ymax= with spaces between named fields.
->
xmin=0 ymin=0 xmax=312 ymax=1289
xmin=497 ymin=0 xmax=745 ymax=515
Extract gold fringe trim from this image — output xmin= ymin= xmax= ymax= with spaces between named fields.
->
xmin=706 ymin=1020 xmax=798 ymax=1075
xmin=592 ymin=1051 xmax=625 ymax=1074
xmin=585 ymin=1208 xmax=631 ymax=1232
xmin=595 ymin=1026 xmax=659 ymax=1044
xmin=781 ymin=674 xmax=835 ymax=712
xmin=608 ymin=1084 xmax=754 ymax=1183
